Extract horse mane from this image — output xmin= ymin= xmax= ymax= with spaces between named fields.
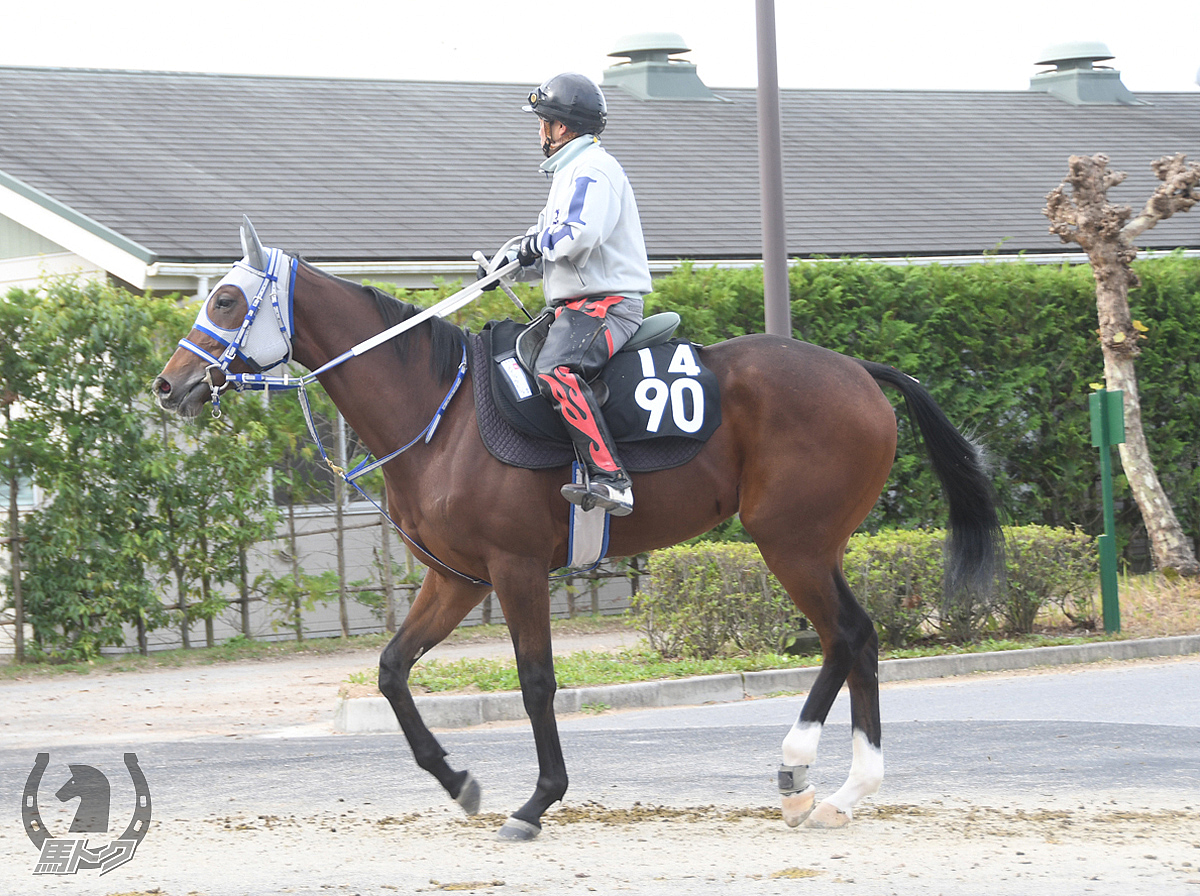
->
xmin=363 ymin=285 xmax=468 ymax=384
xmin=302 ymin=260 xmax=467 ymax=384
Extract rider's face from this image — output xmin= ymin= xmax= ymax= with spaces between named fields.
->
xmin=539 ymin=118 xmax=573 ymax=158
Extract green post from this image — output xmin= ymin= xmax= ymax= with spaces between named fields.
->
xmin=1089 ymin=387 xmax=1124 ymax=632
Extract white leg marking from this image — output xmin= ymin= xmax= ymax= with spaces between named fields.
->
xmin=781 ymin=720 xmax=822 ymax=767
xmin=824 ymin=728 xmax=884 ymax=816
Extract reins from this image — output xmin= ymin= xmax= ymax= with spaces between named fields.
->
xmin=180 ymin=249 xmax=522 ymax=587
xmin=178 ymin=249 xmax=519 ymax=414
xmin=297 ymin=341 xmax=491 ymax=587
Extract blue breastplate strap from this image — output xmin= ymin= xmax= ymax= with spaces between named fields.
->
xmin=298 ymin=342 xmax=491 ymax=588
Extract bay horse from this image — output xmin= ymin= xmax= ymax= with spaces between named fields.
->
xmin=154 ymin=219 xmax=1001 ymax=840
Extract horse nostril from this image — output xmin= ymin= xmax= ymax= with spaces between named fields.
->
xmin=154 ymin=376 xmax=171 ymax=395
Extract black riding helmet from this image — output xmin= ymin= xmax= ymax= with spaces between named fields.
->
xmin=523 ymin=72 xmax=607 ymax=136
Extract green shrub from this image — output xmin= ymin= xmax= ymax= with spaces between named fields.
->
xmin=635 ymin=527 xmax=1101 ymax=654
xmin=843 ymin=529 xmax=944 ymax=647
xmin=1002 ymin=525 xmax=1097 ymax=632
xmin=632 ymin=543 xmax=803 ymax=659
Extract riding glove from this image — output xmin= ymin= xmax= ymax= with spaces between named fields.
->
xmin=477 ymin=248 xmax=517 ymax=291
xmin=475 ymin=264 xmax=499 ymax=291
xmin=517 ymin=234 xmax=543 ymax=267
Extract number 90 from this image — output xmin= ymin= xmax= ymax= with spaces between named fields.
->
xmin=635 ymin=377 xmax=704 ymax=434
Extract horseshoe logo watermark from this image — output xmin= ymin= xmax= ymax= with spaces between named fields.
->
xmin=22 ymin=752 xmax=152 ymax=875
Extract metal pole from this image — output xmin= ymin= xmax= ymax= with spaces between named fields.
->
xmin=238 ymin=546 xmax=251 ymax=638
xmin=287 ymin=496 xmax=304 ymax=641
xmin=335 ymin=412 xmax=350 ymax=638
xmin=1090 ymin=388 xmax=1123 ymax=633
xmin=381 ymin=488 xmax=396 ymax=633
xmin=7 ymin=471 xmax=24 ymax=664
xmin=756 ymin=0 xmax=791 ymax=337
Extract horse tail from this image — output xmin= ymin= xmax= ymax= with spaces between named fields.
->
xmin=859 ymin=360 xmax=1005 ymax=597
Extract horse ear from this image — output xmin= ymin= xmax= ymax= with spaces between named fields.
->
xmin=240 ymin=216 xmax=268 ymax=270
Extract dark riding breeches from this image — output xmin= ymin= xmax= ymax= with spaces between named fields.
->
xmin=533 ymin=296 xmax=629 ymax=478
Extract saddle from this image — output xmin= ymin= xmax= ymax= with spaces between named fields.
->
xmin=472 ymin=313 xmax=722 ymax=472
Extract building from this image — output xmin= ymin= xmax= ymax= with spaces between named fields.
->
xmin=2 ymin=37 xmax=1198 ymax=297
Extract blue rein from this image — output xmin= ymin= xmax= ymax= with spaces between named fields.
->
xmin=181 ymin=251 xmax=491 ymax=587
xmin=298 ymin=343 xmax=489 ymax=588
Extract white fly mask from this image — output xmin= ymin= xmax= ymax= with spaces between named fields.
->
xmin=182 ymin=217 xmax=297 ymax=374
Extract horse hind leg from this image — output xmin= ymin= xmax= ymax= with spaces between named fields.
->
xmin=768 ymin=562 xmax=884 ymax=829
xmin=806 ymin=599 xmax=883 ymax=828
xmin=805 ymin=571 xmax=884 ymax=828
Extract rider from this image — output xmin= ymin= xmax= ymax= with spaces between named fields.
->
xmin=482 ymin=72 xmax=652 ymax=517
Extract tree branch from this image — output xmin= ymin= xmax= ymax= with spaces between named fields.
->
xmin=1121 ymin=153 xmax=1200 ymax=242
xmin=1045 ymin=152 xmax=1200 ymax=575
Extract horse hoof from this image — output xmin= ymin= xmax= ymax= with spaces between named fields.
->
xmin=781 ymin=785 xmax=816 ymax=827
xmin=803 ymin=801 xmax=851 ymax=829
xmin=455 ymin=773 xmax=481 ymax=816
xmin=496 ymin=816 xmax=541 ymax=841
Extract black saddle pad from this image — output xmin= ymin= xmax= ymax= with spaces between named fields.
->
xmin=471 ymin=323 xmax=720 ymax=472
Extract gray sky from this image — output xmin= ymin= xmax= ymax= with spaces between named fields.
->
xmin=5 ymin=0 xmax=1199 ymax=93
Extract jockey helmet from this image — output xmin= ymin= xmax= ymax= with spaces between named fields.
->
xmin=523 ymin=73 xmax=607 ymax=136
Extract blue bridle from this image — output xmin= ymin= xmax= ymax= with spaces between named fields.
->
xmin=176 ymin=245 xmax=300 ymax=417
xmin=178 ymin=241 xmax=482 ymax=584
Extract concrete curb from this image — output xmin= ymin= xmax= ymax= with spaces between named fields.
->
xmin=332 ymin=634 xmax=1200 ymax=733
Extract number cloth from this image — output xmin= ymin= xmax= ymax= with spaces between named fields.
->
xmin=487 ymin=320 xmax=721 ymax=444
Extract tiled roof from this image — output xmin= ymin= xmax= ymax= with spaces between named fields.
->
xmin=1 ymin=66 xmax=1198 ymax=263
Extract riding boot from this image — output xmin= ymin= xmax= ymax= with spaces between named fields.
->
xmin=537 ymin=365 xmax=634 ymax=516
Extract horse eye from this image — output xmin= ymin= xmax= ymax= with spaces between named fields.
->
xmin=214 ymin=295 xmax=235 ymax=310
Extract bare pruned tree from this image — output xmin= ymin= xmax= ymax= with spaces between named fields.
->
xmin=1044 ymin=153 xmax=1200 ymax=576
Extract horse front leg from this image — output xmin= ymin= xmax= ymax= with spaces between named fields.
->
xmin=491 ymin=567 xmax=566 ymax=841
xmin=377 ymin=569 xmax=491 ymax=815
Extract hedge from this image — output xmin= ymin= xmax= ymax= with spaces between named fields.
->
xmin=631 ymin=543 xmax=802 ymax=660
xmin=646 ymin=256 xmax=1200 ymax=567
xmin=633 ymin=527 xmax=1098 ymax=655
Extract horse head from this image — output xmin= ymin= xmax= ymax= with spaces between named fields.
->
xmin=154 ymin=217 xmax=297 ymax=417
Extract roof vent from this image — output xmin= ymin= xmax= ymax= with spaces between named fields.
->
xmin=1030 ymin=41 xmax=1144 ymax=105
xmin=601 ymin=32 xmax=716 ymax=100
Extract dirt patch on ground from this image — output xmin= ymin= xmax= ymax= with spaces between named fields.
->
xmin=1119 ymin=576 xmax=1200 ymax=638
xmin=8 ymin=796 xmax=1193 ymax=894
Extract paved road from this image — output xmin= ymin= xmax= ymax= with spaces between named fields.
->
xmin=0 ymin=656 xmax=1197 ymax=894
xmin=557 ymin=657 xmax=1200 ymax=803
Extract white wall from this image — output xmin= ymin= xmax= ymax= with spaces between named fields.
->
xmin=0 ymin=251 xmax=105 ymax=291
